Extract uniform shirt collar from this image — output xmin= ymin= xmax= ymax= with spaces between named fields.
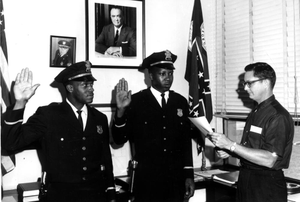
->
xmin=150 ymin=87 xmax=169 ymax=107
xmin=66 ymin=98 xmax=88 ymax=117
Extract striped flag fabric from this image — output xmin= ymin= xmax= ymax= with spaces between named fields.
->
xmin=1 ymin=0 xmax=15 ymax=175
xmin=185 ymin=0 xmax=213 ymax=169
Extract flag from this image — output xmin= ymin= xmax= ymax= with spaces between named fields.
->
xmin=185 ymin=0 xmax=212 ymax=170
xmin=1 ymin=0 xmax=15 ymax=175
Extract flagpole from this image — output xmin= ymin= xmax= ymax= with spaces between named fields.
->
xmin=185 ymin=0 xmax=213 ymax=171
xmin=201 ymin=148 xmax=207 ymax=171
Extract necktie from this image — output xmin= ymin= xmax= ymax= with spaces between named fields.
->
xmin=161 ymin=93 xmax=166 ymax=109
xmin=77 ymin=110 xmax=83 ymax=129
xmin=114 ymin=29 xmax=119 ymax=45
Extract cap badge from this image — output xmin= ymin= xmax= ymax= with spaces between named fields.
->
xmin=177 ymin=109 xmax=183 ymax=117
xmin=165 ymin=50 xmax=172 ymax=61
xmin=85 ymin=62 xmax=92 ymax=73
xmin=97 ymin=125 xmax=103 ymax=134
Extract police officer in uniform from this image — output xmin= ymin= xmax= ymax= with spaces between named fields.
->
xmin=52 ymin=40 xmax=73 ymax=66
xmin=112 ymin=50 xmax=195 ymax=202
xmin=2 ymin=61 xmax=116 ymax=202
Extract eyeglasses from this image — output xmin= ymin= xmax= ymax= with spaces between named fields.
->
xmin=243 ymin=78 xmax=265 ymax=88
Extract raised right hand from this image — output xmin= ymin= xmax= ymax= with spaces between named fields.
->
xmin=116 ymin=78 xmax=131 ymax=113
xmin=13 ymin=68 xmax=40 ymax=109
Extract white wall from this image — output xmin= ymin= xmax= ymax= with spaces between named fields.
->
xmin=2 ymin=0 xmax=215 ymax=192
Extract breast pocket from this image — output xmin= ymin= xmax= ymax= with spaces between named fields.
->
xmin=248 ymin=131 xmax=263 ymax=148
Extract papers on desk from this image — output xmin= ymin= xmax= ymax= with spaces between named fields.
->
xmin=194 ymin=169 xmax=230 ymax=179
xmin=189 ymin=117 xmax=213 ymax=136
xmin=194 ymin=173 xmax=205 ymax=182
xmin=212 ymin=171 xmax=239 ymax=186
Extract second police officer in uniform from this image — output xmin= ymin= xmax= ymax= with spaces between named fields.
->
xmin=112 ymin=50 xmax=195 ymax=202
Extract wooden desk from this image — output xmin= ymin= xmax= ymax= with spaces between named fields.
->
xmin=194 ymin=166 xmax=238 ymax=202
xmin=196 ymin=166 xmax=300 ymax=202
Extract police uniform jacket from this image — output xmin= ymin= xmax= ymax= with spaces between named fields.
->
xmin=112 ymin=88 xmax=194 ymax=199
xmin=2 ymin=101 xmax=115 ymax=198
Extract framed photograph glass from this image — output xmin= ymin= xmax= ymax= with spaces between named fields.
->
xmin=50 ymin=35 xmax=76 ymax=67
xmin=86 ymin=0 xmax=144 ymax=68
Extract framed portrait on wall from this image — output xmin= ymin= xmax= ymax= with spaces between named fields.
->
xmin=86 ymin=0 xmax=144 ymax=68
xmin=50 ymin=35 xmax=76 ymax=67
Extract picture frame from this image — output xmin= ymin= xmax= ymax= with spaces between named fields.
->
xmin=86 ymin=0 xmax=144 ymax=68
xmin=50 ymin=35 xmax=76 ymax=68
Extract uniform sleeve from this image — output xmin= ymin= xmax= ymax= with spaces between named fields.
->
xmin=183 ymin=122 xmax=195 ymax=180
xmin=181 ymin=99 xmax=194 ymax=180
xmin=2 ymin=107 xmax=46 ymax=152
xmin=111 ymin=109 xmax=131 ymax=145
xmin=101 ymin=115 xmax=116 ymax=201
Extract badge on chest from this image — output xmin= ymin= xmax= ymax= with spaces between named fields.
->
xmin=97 ymin=125 xmax=103 ymax=134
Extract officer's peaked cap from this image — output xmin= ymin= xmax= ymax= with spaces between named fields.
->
xmin=141 ymin=50 xmax=177 ymax=70
xmin=55 ymin=61 xmax=96 ymax=83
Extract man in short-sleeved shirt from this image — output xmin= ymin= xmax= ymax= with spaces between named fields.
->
xmin=241 ymin=95 xmax=293 ymax=170
xmin=209 ymin=62 xmax=294 ymax=202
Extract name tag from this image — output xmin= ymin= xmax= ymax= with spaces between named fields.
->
xmin=250 ymin=125 xmax=262 ymax=134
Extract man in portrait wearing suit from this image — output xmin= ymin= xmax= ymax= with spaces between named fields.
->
xmin=2 ymin=61 xmax=116 ymax=202
xmin=95 ymin=6 xmax=136 ymax=57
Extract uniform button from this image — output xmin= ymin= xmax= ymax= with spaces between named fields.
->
xmin=144 ymin=122 xmax=147 ymax=124
xmin=163 ymin=115 xmax=166 ymax=118
xmin=164 ymin=149 xmax=167 ymax=152
xmin=82 ymin=146 xmax=86 ymax=150
xmin=83 ymin=157 xmax=86 ymax=161
xmin=164 ymin=138 xmax=167 ymax=140
xmin=60 ymin=138 xmax=64 ymax=141
xmin=83 ymin=167 xmax=87 ymax=171
xmin=82 ymin=137 xmax=86 ymax=140
xmin=163 ymin=126 xmax=166 ymax=129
